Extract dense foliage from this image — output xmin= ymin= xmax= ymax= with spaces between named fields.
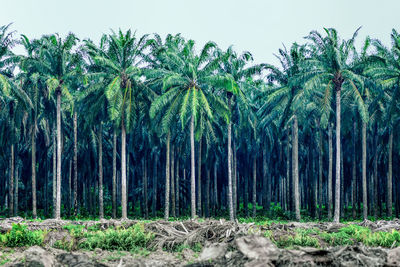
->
xmin=0 ymin=24 xmax=399 ymax=222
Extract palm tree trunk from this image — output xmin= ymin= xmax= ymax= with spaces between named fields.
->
xmin=197 ymin=138 xmax=202 ymax=216
xmin=213 ymin=160 xmax=218 ymax=215
xmin=143 ymin=156 xmax=148 ymax=219
xmin=176 ymin=152 xmax=180 ymax=217
xmin=263 ymin=143 xmax=269 ymax=213
xmin=287 ymin=128 xmax=291 ymax=212
xmin=9 ymin=145 xmax=14 ymax=217
xmin=233 ymin=139 xmax=238 ymax=217
xmin=318 ymin=123 xmax=323 ymax=219
xmin=293 ymin=115 xmax=300 ymax=221
xmin=52 ymin=128 xmax=56 ymax=218
xmin=333 ymin=89 xmax=341 ymax=223
xmin=152 ymin=153 xmax=158 ymax=217
xmin=388 ymin=129 xmax=393 ymax=217
xmin=164 ymin=132 xmax=170 ymax=220
xmin=206 ymin=169 xmax=210 ymax=217
xmin=328 ymin=124 xmax=333 ymax=220
xmin=31 ymin=117 xmax=37 ymax=218
xmin=373 ymin=127 xmax=378 ymax=219
xmin=227 ymin=97 xmax=234 ymax=221
xmin=190 ymin=116 xmax=196 ymax=219
xmin=14 ymin=165 xmax=18 ymax=216
xmin=112 ymin=128 xmax=117 ymax=218
xmin=56 ymin=90 xmax=62 ymax=220
xmin=352 ymin=120 xmax=357 ymax=219
xmin=171 ymin=145 xmax=176 ymax=218
xmin=362 ymin=122 xmax=368 ymax=220
xmin=98 ymin=122 xmax=104 ymax=219
xmin=121 ymin=122 xmax=127 ymax=219
xmin=252 ymin=156 xmax=257 ymax=218
xmin=73 ymin=112 xmax=78 ymax=216
xmin=68 ymin=159 xmax=72 ymax=217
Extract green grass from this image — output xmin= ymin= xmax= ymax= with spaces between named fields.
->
xmin=0 ymin=224 xmax=46 ymax=247
xmin=264 ymin=224 xmax=400 ymax=248
xmin=78 ymin=223 xmax=154 ymax=251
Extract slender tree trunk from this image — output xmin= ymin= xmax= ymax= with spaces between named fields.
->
xmin=152 ymin=153 xmax=158 ymax=217
xmin=112 ymin=128 xmax=117 ymax=218
xmin=143 ymin=156 xmax=148 ymax=219
xmin=227 ymin=96 xmax=234 ymax=221
xmin=373 ymin=127 xmax=378 ymax=219
xmin=206 ymin=169 xmax=210 ymax=217
xmin=340 ymin=144 xmax=344 ymax=216
xmin=352 ymin=120 xmax=357 ymax=219
xmin=171 ymin=145 xmax=175 ymax=217
xmin=388 ymin=129 xmax=393 ymax=217
xmin=252 ymin=156 xmax=257 ymax=217
xmin=9 ymin=145 xmax=14 ymax=217
xmin=73 ymin=112 xmax=78 ymax=216
xmin=287 ymin=128 xmax=291 ymax=212
xmin=313 ymin=144 xmax=318 ymax=218
xmin=197 ymin=139 xmax=202 ymax=216
xmin=31 ymin=117 xmax=37 ymax=218
xmin=176 ymin=152 xmax=180 ymax=217
xmin=263 ymin=143 xmax=269 ymax=213
xmin=98 ymin=123 xmax=104 ymax=219
xmin=190 ymin=116 xmax=196 ymax=219
xmin=318 ymin=124 xmax=323 ymax=219
xmin=68 ymin=159 xmax=72 ymax=217
xmin=333 ymin=88 xmax=341 ymax=223
xmin=14 ymin=165 xmax=18 ymax=216
xmin=328 ymin=124 xmax=333 ymax=220
xmin=233 ymin=140 xmax=238 ymax=217
xmin=52 ymin=128 xmax=56 ymax=218
xmin=164 ymin=132 xmax=170 ymax=220
xmin=121 ymin=122 xmax=127 ymax=219
xmin=213 ymin=160 xmax=218 ymax=215
xmin=362 ymin=122 xmax=368 ymax=220
xmin=292 ymin=115 xmax=300 ymax=221
xmin=56 ymin=90 xmax=62 ymax=220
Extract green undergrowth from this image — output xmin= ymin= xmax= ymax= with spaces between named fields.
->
xmin=3 ymin=221 xmax=400 ymax=253
xmin=0 ymin=223 xmax=46 ymax=247
xmin=265 ymin=224 xmax=400 ymax=249
xmin=0 ymin=223 xmax=155 ymax=254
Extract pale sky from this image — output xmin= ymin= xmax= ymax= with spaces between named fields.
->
xmin=1 ymin=0 xmax=399 ymax=65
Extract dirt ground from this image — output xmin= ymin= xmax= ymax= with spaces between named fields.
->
xmin=1 ymin=217 xmax=400 ymax=266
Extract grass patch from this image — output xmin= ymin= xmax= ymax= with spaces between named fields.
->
xmin=265 ymin=224 xmax=400 ymax=249
xmin=78 ymin=223 xmax=154 ymax=251
xmin=0 ymin=224 xmax=45 ymax=247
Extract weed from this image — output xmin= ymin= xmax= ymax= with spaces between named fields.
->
xmin=0 ymin=224 xmax=45 ymax=247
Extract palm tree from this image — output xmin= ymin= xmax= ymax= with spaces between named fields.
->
xmin=300 ymin=28 xmax=364 ymax=223
xmin=258 ymin=43 xmax=307 ymax=221
xmin=40 ymin=33 xmax=79 ymax=219
xmin=0 ymin=24 xmax=32 ymax=217
xmin=148 ymin=36 xmax=235 ymax=219
xmin=365 ymin=29 xmax=400 ymax=218
xmin=85 ymin=30 xmax=148 ymax=219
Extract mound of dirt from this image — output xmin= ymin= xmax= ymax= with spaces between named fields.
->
xmin=192 ymin=235 xmax=400 ymax=267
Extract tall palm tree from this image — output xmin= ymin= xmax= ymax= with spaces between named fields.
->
xmin=219 ymin=48 xmax=265 ymax=220
xmin=148 ymin=37 xmax=235 ymax=219
xmin=258 ymin=43 xmax=307 ymax=221
xmin=85 ymin=30 xmax=148 ymax=219
xmin=365 ymin=29 xmax=400 ymax=217
xmin=41 ymin=33 xmax=79 ymax=219
xmin=300 ymin=28 xmax=364 ymax=223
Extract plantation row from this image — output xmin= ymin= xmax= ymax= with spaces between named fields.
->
xmin=0 ymin=24 xmax=399 ymax=221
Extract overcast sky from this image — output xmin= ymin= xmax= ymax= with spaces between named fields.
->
xmin=1 ymin=0 xmax=399 ymax=65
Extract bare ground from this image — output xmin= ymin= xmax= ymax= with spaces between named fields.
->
xmin=1 ymin=217 xmax=400 ymax=266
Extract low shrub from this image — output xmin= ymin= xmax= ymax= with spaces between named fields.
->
xmin=0 ymin=223 xmax=45 ymax=247
xmin=78 ymin=223 xmax=154 ymax=251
